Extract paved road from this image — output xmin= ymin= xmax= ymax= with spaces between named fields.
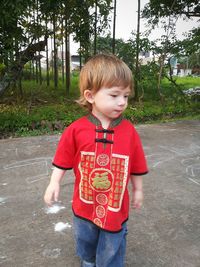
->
xmin=0 ymin=120 xmax=200 ymax=267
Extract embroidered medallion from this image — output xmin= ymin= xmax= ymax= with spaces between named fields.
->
xmin=96 ymin=193 xmax=108 ymax=205
xmin=96 ymin=153 xmax=109 ymax=166
xmin=96 ymin=205 xmax=106 ymax=218
xmin=89 ymin=168 xmax=113 ymax=192
xmin=93 ymin=218 xmax=102 ymax=228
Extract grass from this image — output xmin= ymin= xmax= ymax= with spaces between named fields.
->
xmin=0 ymin=75 xmax=200 ymax=138
xmin=173 ymin=76 xmax=200 ymax=88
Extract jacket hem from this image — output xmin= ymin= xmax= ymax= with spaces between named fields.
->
xmin=72 ymin=208 xmax=128 ymax=233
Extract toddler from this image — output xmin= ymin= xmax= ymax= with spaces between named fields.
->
xmin=44 ymin=54 xmax=148 ymax=267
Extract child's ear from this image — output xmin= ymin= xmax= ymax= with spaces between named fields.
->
xmin=84 ymin=90 xmax=94 ymax=104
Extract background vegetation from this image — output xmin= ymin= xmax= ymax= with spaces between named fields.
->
xmin=0 ymin=0 xmax=200 ymax=138
xmin=1 ymin=74 xmax=199 ymax=138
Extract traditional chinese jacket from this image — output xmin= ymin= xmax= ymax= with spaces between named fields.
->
xmin=53 ymin=114 xmax=148 ymax=232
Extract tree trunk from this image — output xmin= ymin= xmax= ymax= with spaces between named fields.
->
xmin=134 ymin=0 xmax=141 ymax=102
xmin=46 ymin=20 xmax=50 ymax=87
xmin=157 ymin=55 xmax=165 ymax=102
xmin=36 ymin=57 xmax=39 ymax=83
xmin=94 ymin=1 xmax=98 ymax=55
xmin=61 ymin=17 xmax=65 ymax=84
xmin=65 ymin=12 xmax=70 ymax=96
xmin=37 ymin=0 xmax=42 ymax=85
xmin=53 ymin=13 xmax=58 ymax=89
xmin=32 ymin=59 xmax=35 ymax=80
xmin=38 ymin=52 xmax=42 ymax=84
xmin=83 ymin=6 xmax=90 ymax=61
xmin=112 ymin=0 xmax=117 ymax=55
xmin=79 ymin=43 xmax=82 ymax=70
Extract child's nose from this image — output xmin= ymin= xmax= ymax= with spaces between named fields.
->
xmin=118 ymin=96 xmax=126 ymax=106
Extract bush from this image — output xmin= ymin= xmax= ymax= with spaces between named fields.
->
xmin=1 ymin=76 xmax=200 ymax=138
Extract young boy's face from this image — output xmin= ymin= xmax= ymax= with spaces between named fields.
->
xmin=86 ymin=86 xmax=131 ymax=123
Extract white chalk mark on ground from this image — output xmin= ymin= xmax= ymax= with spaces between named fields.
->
xmin=159 ymin=128 xmax=177 ymax=132
xmin=146 ymin=153 xmax=174 ymax=168
xmin=42 ymin=248 xmax=61 ymax=258
xmin=0 ymin=197 xmax=7 ymax=205
xmin=181 ymin=156 xmax=200 ymax=185
xmin=188 ymin=178 xmax=200 ymax=185
xmin=2 ymin=157 xmax=52 ymax=184
xmin=160 ymin=144 xmax=200 ymax=156
xmin=182 ymin=157 xmax=200 ymax=176
xmin=54 ymin=222 xmax=72 ymax=232
xmin=45 ymin=204 xmax=66 ymax=214
xmin=26 ymin=175 xmax=47 ymax=184
xmin=0 ymin=255 xmax=7 ymax=263
xmin=3 ymin=157 xmax=52 ymax=170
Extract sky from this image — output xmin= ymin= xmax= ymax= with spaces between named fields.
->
xmin=70 ymin=0 xmax=199 ymax=54
xmin=115 ymin=0 xmax=198 ymax=40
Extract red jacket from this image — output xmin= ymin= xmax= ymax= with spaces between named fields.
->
xmin=53 ymin=114 xmax=148 ymax=232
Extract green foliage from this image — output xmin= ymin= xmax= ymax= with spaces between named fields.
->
xmin=171 ymin=76 xmax=200 ymax=89
xmin=1 ymin=76 xmax=200 ymax=138
xmin=142 ymin=0 xmax=200 ymax=23
xmin=0 ymin=63 xmax=6 ymax=78
xmin=0 ymin=0 xmax=34 ymax=63
xmin=0 ymin=102 xmax=86 ymax=138
xmin=124 ymin=101 xmax=200 ymax=124
xmin=93 ymin=35 xmax=154 ymax=71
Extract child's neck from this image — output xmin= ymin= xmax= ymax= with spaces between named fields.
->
xmin=91 ymin=112 xmax=111 ymax=129
xmin=101 ymin=121 xmax=110 ymax=129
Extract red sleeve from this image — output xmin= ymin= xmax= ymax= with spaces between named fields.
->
xmin=52 ymin=125 xmax=75 ymax=170
xmin=130 ymin=130 xmax=148 ymax=176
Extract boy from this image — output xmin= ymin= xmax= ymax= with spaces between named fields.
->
xmin=44 ymin=54 xmax=148 ymax=267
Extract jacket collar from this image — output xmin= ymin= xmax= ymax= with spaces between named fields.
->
xmin=87 ymin=113 xmax=123 ymax=128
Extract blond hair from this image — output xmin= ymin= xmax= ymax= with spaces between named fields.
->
xmin=77 ymin=53 xmax=133 ymax=111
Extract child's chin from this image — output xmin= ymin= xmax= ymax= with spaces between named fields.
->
xmin=111 ymin=114 xmax=122 ymax=119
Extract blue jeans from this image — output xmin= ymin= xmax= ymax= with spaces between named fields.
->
xmin=73 ymin=216 xmax=127 ymax=267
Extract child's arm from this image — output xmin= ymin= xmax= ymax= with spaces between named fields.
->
xmin=44 ymin=167 xmax=66 ymax=206
xmin=130 ymin=175 xmax=143 ymax=209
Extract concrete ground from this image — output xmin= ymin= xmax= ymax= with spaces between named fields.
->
xmin=0 ymin=120 xmax=200 ymax=267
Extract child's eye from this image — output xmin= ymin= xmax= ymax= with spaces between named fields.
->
xmin=110 ymin=95 xmax=117 ymax=97
xmin=124 ymin=95 xmax=129 ymax=98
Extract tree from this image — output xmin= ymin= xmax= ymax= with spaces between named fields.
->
xmin=142 ymin=0 xmax=200 ymax=23
xmin=141 ymin=0 xmax=200 ymax=102
xmin=0 ymin=0 xmax=31 ymax=64
xmin=0 ymin=0 xmax=113 ymax=97
xmin=73 ymin=0 xmax=112 ymax=63
xmin=0 ymin=0 xmax=47 ymax=95
xmin=0 ymin=39 xmax=47 ymax=96
xmin=175 ymin=27 xmax=200 ymax=57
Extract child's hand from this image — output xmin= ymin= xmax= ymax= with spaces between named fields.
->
xmin=44 ymin=182 xmax=60 ymax=207
xmin=132 ymin=189 xmax=143 ymax=210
